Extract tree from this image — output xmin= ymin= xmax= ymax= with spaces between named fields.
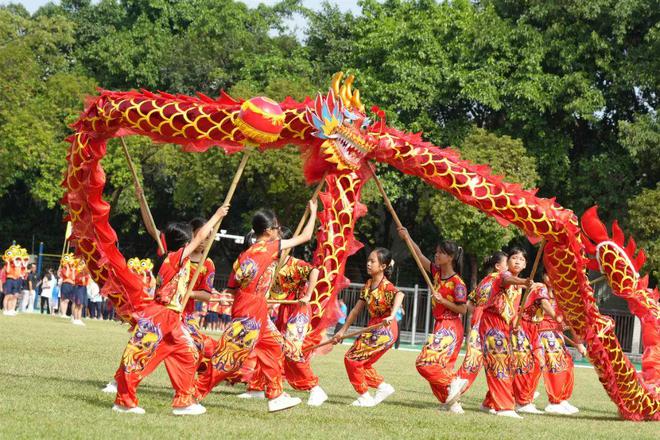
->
xmin=416 ymin=128 xmax=539 ymax=287
xmin=627 ymin=184 xmax=660 ymax=282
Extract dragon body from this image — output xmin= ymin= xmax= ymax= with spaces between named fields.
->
xmin=63 ymin=73 xmax=658 ymax=420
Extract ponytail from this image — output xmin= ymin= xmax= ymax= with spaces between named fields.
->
xmin=436 ymin=240 xmax=463 ymax=274
xmin=373 ymin=247 xmax=394 ymax=278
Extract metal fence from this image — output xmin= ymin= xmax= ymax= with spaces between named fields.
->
xmin=600 ymin=309 xmax=637 ymax=353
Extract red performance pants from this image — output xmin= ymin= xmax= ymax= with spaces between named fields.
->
xmin=344 ymin=318 xmax=397 ymax=394
xmin=456 ymin=307 xmax=484 ymax=394
xmin=195 ymin=314 xmax=284 ymax=400
xmin=416 ymin=318 xmax=464 ymax=403
xmin=539 ymin=328 xmax=574 ymax=403
xmin=249 ymin=305 xmax=320 ymax=392
xmin=183 ymin=313 xmax=217 ymax=373
xmin=480 ymin=311 xmax=515 ymax=411
xmin=114 ymin=303 xmax=198 ymax=408
xmin=512 ymin=320 xmax=543 ymax=405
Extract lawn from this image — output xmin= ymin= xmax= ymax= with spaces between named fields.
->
xmin=0 ymin=314 xmax=656 ymax=439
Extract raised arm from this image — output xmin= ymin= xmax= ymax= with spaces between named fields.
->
xmin=397 ymin=227 xmax=431 ymax=273
xmin=281 ymin=198 xmax=318 ymax=250
xmin=182 ymin=204 xmax=229 ymax=260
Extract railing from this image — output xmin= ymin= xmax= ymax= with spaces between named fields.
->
xmin=213 ymin=276 xmax=643 ymax=355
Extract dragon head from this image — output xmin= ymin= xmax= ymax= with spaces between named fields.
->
xmin=305 ymin=73 xmax=377 ymax=171
xmin=140 ymin=258 xmax=154 ymax=273
xmin=127 ymin=257 xmax=142 ymax=274
xmin=61 ymin=252 xmax=75 ymax=266
xmin=3 ymin=245 xmax=23 ymax=263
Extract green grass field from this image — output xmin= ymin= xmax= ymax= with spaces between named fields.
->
xmin=0 ymin=314 xmax=657 ymax=439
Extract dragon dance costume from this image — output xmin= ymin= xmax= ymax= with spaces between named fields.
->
xmin=248 ymin=256 xmax=320 ymax=392
xmin=344 ymin=277 xmax=400 ymax=394
xmin=416 ymin=269 xmax=467 ymax=403
xmin=479 ymin=271 xmax=523 ymax=411
xmin=114 ymin=248 xmax=198 ymax=409
xmin=456 ymin=271 xmax=499 ymax=394
xmin=183 ymin=258 xmax=217 ymax=372
xmin=540 ymin=297 xmax=575 ymax=405
xmin=512 ymin=284 xmax=549 ymax=406
xmin=195 ymin=239 xmax=285 ymax=400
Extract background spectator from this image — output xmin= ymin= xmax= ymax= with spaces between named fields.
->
xmin=20 ymin=263 xmax=38 ymax=312
xmin=87 ymin=279 xmax=102 ymax=320
xmin=40 ymin=268 xmax=55 ymax=314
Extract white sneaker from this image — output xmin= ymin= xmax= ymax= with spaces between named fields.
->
xmin=533 ymin=391 xmax=540 ymax=401
xmin=373 ymin=383 xmax=395 ymax=404
xmin=560 ymin=400 xmax=579 ymax=414
xmin=516 ymin=403 xmax=544 ymax=414
xmin=268 ymin=393 xmax=302 ymax=412
xmin=3 ymin=310 xmax=15 ymax=316
xmin=480 ymin=404 xmax=497 ymax=415
xmin=448 ymin=401 xmax=465 ymax=414
xmin=307 ymin=385 xmax=328 ymax=407
xmin=102 ymin=380 xmax=118 ymax=394
xmin=445 ymin=377 xmax=468 ymax=405
xmin=172 ymin=403 xmax=207 ymax=416
xmin=545 ymin=403 xmax=571 ymax=415
xmin=497 ymin=410 xmax=523 ymax=419
xmin=237 ymin=390 xmax=266 ymax=399
xmin=351 ymin=392 xmax=376 ymax=407
xmin=72 ymin=319 xmax=85 ymax=326
xmin=112 ymin=404 xmax=145 ymax=414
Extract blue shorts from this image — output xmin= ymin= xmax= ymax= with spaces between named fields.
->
xmin=73 ymin=286 xmax=87 ymax=306
xmin=219 ymin=313 xmax=231 ymax=324
xmin=61 ymin=283 xmax=76 ymax=301
xmin=206 ymin=312 xmax=219 ymax=323
xmin=3 ymin=278 xmax=22 ymax=295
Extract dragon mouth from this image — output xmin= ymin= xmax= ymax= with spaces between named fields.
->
xmin=324 ymin=127 xmax=374 ymax=171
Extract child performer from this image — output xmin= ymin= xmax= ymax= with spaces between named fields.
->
xmin=512 ymin=281 xmax=553 ymax=414
xmin=479 ymin=248 xmax=533 ymax=418
xmin=398 ymin=228 xmax=468 ymax=414
xmin=456 ymin=251 xmax=508 ymax=399
xmin=57 ymin=253 xmax=77 ymax=318
xmin=539 ymin=273 xmax=586 ymax=415
xmin=184 ymin=218 xmax=220 ymax=373
xmin=241 ymin=227 xmax=327 ymax=405
xmin=333 ymin=248 xmax=404 ymax=407
xmin=71 ymin=259 xmax=89 ymax=326
xmin=113 ymin=204 xmax=229 ymax=415
xmin=2 ymin=245 xmax=26 ymax=316
xmin=195 ymin=201 xmax=318 ymax=412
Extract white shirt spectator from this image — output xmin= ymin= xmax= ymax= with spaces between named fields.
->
xmin=87 ymin=280 xmax=102 ymax=303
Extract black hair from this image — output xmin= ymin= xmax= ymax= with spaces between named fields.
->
xmin=189 ymin=217 xmax=206 ymax=232
xmin=163 ymin=222 xmax=193 ymax=252
xmin=252 ymin=209 xmax=279 ymax=235
xmin=373 ymin=247 xmax=394 ymax=278
xmin=279 ymin=226 xmax=292 ymax=240
xmin=508 ymin=247 xmax=527 ymax=260
xmin=436 ymin=240 xmax=463 ymax=274
xmin=485 ymin=251 xmax=508 ymax=272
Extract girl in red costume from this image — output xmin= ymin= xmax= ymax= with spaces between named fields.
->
xmin=333 ymin=248 xmax=404 ymax=407
xmin=539 ymin=273 xmax=586 ymax=415
xmin=512 ymin=281 xmax=554 ymax=414
xmin=240 ymin=227 xmax=327 ymax=406
xmin=112 ymin=204 xmax=229 ymax=416
xmin=456 ymin=251 xmax=508 ymax=398
xmin=479 ymin=248 xmax=533 ymax=418
xmin=195 ymin=200 xmax=318 ymax=412
xmin=398 ymin=228 xmax=469 ymax=414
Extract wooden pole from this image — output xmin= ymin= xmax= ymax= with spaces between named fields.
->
xmin=119 ymin=137 xmax=165 ymax=255
xmin=368 ymin=163 xmax=435 ymax=292
xmin=180 ymin=151 xmax=251 ymax=312
xmin=303 ymin=321 xmax=387 ymax=353
xmin=513 ymin=239 xmax=546 ymax=328
xmin=589 ymin=275 xmax=606 ymax=285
